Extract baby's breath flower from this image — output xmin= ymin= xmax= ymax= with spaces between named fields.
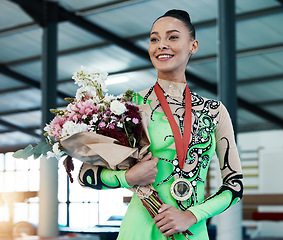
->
xmin=104 ymin=93 xmax=115 ymax=103
xmin=72 ymin=66 xmax=108 ymax=99
xmin=117 ymin=122 xmax=123 ymax=128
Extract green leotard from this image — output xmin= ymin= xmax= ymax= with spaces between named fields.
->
xmin=78 ymin=79 xmax=243 ymax=239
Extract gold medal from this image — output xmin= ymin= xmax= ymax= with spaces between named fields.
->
xmin=170 ymin=178 xmax=193 ymax=201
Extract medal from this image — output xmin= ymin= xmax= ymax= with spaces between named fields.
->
xmin=170 ymin=178 xmax=193 ymax=201
xmin=154 ymin=81 xmax=193 ymax=201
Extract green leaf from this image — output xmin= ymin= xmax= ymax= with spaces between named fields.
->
xmin=33 ymin=141 xmax=52 ymax=159
xmin=12 ymin=144 xmax=34 ymax=160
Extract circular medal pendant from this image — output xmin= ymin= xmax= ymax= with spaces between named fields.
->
xmin=170 ymin=178 xmax=193 ymax=201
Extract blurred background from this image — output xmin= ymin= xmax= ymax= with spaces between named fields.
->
xmin=0 ymin=0 xmax=283 ymax=239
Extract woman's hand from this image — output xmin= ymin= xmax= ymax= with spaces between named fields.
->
xmin=125 ymin=152 xmax=159 ymax=186
xmin=154 ymin=204 xmax=197 ymax=237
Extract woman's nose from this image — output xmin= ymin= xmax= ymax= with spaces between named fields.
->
xmin=159 ymin=45 xmax=168 ymax=50
xmin=158 ymin=41 xmax=169 ymax=50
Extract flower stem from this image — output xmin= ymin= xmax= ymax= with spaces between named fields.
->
xmin=121 ymin=114 xmax=129 ymax=137
xmin=148 ymin=194 xmax=162 ymax=208
xmin=143 ymin=198 xmax=158 ymax=216
xmin=141 ymin=193 xmax=193 ymax=239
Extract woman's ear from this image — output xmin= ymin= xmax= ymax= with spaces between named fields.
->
xmin=190 ymin=39 xmax=199 ymax=55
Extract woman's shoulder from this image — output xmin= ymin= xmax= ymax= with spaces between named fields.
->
xmin=133 ymin=86 xmax=155 ymax=105
xmin=191 ymin=91 xmax=222 ymax=110
xmin=137 ymin=86 xmax=155 ymax=98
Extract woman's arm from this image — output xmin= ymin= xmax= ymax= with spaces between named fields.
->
xmin=188 ymin=103 xmax=243 ymax=222
xmin=78 ymin=152 xmax=158 ymax=190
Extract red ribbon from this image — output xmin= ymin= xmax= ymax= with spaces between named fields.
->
xmin=154 ymin=82 xmax=192 ymax=169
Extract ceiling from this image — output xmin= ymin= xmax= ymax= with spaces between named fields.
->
xmin=0 ymin=0 xmax=283 ymax=152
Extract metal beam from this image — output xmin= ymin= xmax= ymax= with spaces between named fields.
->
xmin=2 ymin=0 xmax=283 ymax=131
xmin=75 ymin=0 xmax=145 ymax=16
xmin=57 ymin=5 xmax=149 ymax=60
xmin=0 ymin=64 xmax=68 ymax=99
xmin=5 ymin=42 xmax=109 ymax=66
xmin=41 ymin=0 xmax=58 ymax=130
xmin=238 ymin=73 xmax=283 ymax=86
xmin=238 ymin=98 xmax=283 ymax=128
xmin=218 ymin=0 xmax=237 ymax=133
xmin=3 ymin=2 xmax=281 ymax=38
xmin=10 ymin=0 xmax=45 ymax=26
xmin=5 ymin=36 xmax=283 ymax=76
xmin=1 ymin=63 xmax=282 ymax=131
xmin=190 ymin=42 xmax=283 ymax=65
xmin=0 ymin=64 xmax=40 ymax=88
xmin=254 ymin=98 xmax=283 ymax=107
xmin=0 ymin=118 xmax=40 ymax=138
xmin=0 ymin=22 xmax=37 ymax=37
xmin=238 ymin=122 xmax=279 ymax=133
xmin=186 ymin=71 xmax=283 ymax=129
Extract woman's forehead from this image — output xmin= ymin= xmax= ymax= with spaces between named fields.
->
xmin=151 ymin=17 xmax=188 ymax=32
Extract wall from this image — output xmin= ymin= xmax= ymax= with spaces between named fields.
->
xmin=238 ymin=129 xmax=283 ymax=238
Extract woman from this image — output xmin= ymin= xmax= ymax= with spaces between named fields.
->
xmin=78 ymin=9 xmax=243 ymax=239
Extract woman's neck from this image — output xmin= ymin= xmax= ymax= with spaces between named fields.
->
xmin=157 ymin=71 xmax=187 ymax=83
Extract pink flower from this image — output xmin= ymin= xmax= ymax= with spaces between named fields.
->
xmin=68 ymin=111 xmax=82 ymax=123
xmin=132 ymin=118 xmax=139 ymax=124
xmin=47 ymin=116 xmax=68 ymax=141
xmin=98 ymin=122 xmax=106 ymax=128
xmin=108 ymin=123 xmax=115 ymax=129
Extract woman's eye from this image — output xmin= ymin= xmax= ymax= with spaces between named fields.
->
xmin=169 ymin=35 xmax=178 ymax=40
xmin=150 ymin=38 xmax=158 ymax=42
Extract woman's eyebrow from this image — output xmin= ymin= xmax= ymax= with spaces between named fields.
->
xmin=150 ymin=29 xmax=181 ymax=35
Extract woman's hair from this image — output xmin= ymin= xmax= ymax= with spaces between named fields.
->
xmin=154 ymin=9 xmax=196 ymax=39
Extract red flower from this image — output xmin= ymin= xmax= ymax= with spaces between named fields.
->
xmin=97 ymin=128 xmax=130 ymax=147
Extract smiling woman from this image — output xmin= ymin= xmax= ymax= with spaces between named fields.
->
xmin=78 ymin=9 xmax=243 ymax=240
xmin=148 ymin=10 xmax=198 ymax=82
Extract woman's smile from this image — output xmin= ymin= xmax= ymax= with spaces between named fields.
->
xmin=156 ymin=54 xmax=174 ymax=61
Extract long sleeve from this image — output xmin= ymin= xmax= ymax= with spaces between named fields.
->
xmin=188 ymin=103 xmax=243 ymax=222
xmin=78 ymin=162 xmax=132 ymax=190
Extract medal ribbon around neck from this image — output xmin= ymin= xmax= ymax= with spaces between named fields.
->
xmin=154 ymin=81 xmax=192 ymax=169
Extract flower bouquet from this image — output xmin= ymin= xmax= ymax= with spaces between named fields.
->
xmin=13 ymin=66 xmax=192 ymax=239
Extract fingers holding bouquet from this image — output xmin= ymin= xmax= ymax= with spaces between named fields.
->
xmin=125 ymin=152 xmax=159 ymax=187
xmin=154 ymin=204 xmax=196 ymax=238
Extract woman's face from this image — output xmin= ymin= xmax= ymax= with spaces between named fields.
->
xmin=148 ymin=17 xmax=198 ymax=78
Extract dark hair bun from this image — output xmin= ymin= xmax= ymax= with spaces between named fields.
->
xmin=164 ymin=9 xmax=192 ymax=24
xmin=154 ymin=9 xmax=196 ymax=39
xmin=157 ymin=9 xmax=195 ymax=39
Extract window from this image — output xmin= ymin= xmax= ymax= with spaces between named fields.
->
xmin=58 ymin=159 xmax=129 ymax=229
xmin=0 ymin=153 xmax=39 ymax=225
xmin=0 ymin=153 xmax=130 ymax=230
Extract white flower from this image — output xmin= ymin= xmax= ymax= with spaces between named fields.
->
xmin=46 ymin=151 xmax=57 ymax=159
xmin=46 ymin=143 xmax=63 ymax=160
xmin=104 ymin=93 xmax=115 ymax=103
xmin=44 ymin=124 xmax=51 ymax=134
xmin=117 ymin=122 xmax=123 ymax=128
xmin=72 ymin=66 xmax=108 ymax=91
xmin=53 ymin=142 xmax=63 ymax=156
xmin=92 ymin=114 xmax=98 ymax=123
xmin=75 ymin=86 xmax=98 ymax=101
xmin=75 ymin=87 xmax=87 ymax=101
xmin=97 ymin=103 xmax=107 ymax=111
xmin=110 ymin=100 xmax=127 ymax=115
xmin=101 ymin=81 xmax=108 ymax=93
xmin=61 ymin=121 xmax=89 ymax=138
